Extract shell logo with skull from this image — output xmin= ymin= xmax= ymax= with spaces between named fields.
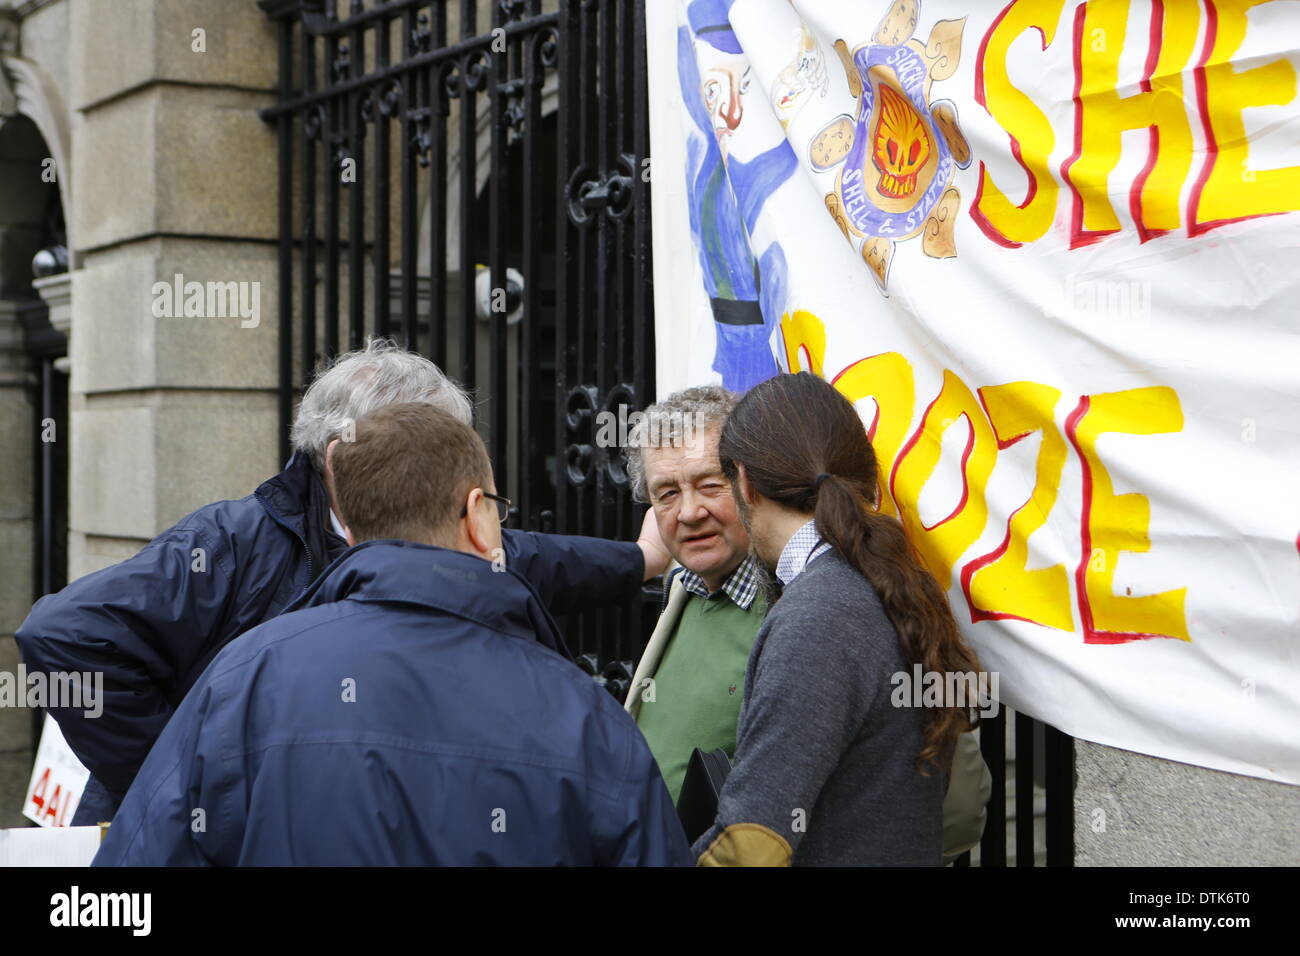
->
xmin=812 ymin=1 xmax=971 ymax=292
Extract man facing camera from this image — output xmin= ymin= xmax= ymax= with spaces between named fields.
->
xmin=94 ymin=403 xmax=691 ymax=866
xmin=623 ymin=387 xmax=764 ymax=801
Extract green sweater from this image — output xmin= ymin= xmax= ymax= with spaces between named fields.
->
xmin=635 ymin=590 xmax=766 ymax=802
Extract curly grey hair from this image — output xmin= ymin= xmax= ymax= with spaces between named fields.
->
xmin=625 ymin=385 xmax=738 ymax=502
xmin=291 ymin=339 xmax=474 ymax=469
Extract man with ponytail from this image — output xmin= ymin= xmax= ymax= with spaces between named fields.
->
xmin=693 ymin=372 xmax=987 ymax=866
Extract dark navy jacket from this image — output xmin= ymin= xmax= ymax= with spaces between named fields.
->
xmin=15 ymin=454 xmax=644 ymax=825
xmin=92 ymin=541 xmax=691 ymax=866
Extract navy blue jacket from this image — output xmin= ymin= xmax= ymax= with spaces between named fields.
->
xmin=15 ymin=454 xmax=645 ymax=825
xmin=92 ymin=541 xmax=691 ymax=866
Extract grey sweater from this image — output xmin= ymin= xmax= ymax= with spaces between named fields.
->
xmin=692 ymin=548 xmax=947 ymax=866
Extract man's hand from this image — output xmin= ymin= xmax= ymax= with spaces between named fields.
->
xmin=637 ymin=508 xmax=672 ymax=580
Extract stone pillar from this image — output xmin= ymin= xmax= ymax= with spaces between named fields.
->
xmin=66 ymin=0 xmax=285 ymax=579
xmin=1074 ymin=741 xmax=1300 ymax=865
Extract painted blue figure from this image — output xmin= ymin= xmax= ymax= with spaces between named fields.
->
xmin=679 ymin=0 xmax=797 ymax=392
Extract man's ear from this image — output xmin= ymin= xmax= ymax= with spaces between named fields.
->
xmin=322 ymin=439 xmax=356 ymax=545
xmin=463 ymin=487 xmax=494 ymax=557
xmin=735 ymin=462 xmax=757 ymax=505
xmin=323 ymin=438 xmax=342 ymax=485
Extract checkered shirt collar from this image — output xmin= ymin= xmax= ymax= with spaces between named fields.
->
xmin=677 ymin=553 xmax=762 ymax=610
xmin=775 ymin=519 xmax=831 ymax=586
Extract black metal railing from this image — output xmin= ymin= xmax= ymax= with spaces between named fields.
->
xmin=950 ymin=707 xmax=1074 ymax=867
xmin=259 ymin=0 xmax=654 ymax=666
xmin=22 ymin=296 xmax=68 ymax=755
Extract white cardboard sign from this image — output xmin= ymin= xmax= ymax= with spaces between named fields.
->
xmin=23 ymin=714 xmax=90 ymax=828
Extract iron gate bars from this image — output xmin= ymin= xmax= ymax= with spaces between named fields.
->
xmin=258 ymin=0 xmax=655 ymax=666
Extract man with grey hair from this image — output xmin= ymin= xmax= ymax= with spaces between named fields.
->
xmin=624 ymin=384 xmax=991 ymax=861
xmin=624 ymin=385 xmax=764 ymax=803
xmin=17 ymin=339 xmax=670 ymax=826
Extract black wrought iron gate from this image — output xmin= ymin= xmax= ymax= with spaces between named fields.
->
xmin=258 ymin=0 xmax=655 ymax=674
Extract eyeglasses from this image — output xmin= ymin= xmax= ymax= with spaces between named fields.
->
xmin=461 ymin=490 xmax=512 ymax=524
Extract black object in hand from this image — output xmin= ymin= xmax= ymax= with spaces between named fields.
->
xmin=677 ymin=747 xmax=731 ymax=845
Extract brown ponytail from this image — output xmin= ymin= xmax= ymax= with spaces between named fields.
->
xmin=719 ymin=372 xmax=982 ymax=772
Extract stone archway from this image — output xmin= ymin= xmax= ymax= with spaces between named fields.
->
xmin=0 ymin=63 xmax=72 ymax=828
xmin=0 ymin=52 xmax=72 ymax=268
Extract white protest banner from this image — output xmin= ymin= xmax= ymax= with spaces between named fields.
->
xmin=648 ymin=0 xmax=1300 ymax=783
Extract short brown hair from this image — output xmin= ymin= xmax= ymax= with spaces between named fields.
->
xmin=331 ymin=402 xmax=492 ymax=544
